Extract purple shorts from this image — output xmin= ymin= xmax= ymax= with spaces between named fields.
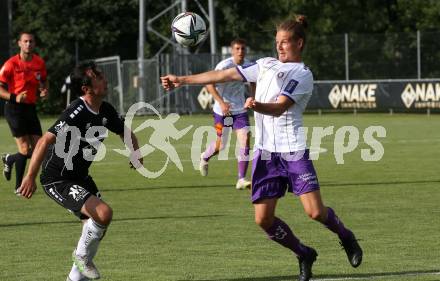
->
xmin=251 ymin=149 xmax=320 ymax=203
xmin=213 ymin=112 xmax=250 ymax=137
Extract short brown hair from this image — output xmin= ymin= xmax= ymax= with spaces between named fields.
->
xmin=277 ymin=15 xmax=308 ymax=49
xmin=230 ymin=38 xmax=247 ymax=47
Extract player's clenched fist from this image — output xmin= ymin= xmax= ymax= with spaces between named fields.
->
xmin=160 ymin=75 xmax=182 ymax=91
xmin=244 ymin=97 xmax=256 ymax=109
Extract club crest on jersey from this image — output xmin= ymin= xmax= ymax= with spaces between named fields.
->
xmin=54 ymin=121 xmax=69 ymax=133
xmin=277 ymin=72 xmax=285 ymax=78
xmin=35 ymin=72 xmax=41 ymax=81
xmin=102 ymin=117 xmax=108 ymax=126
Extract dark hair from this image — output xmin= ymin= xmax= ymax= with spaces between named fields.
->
xmin=70 ymin=61 xmax=98 ymax=96
xmin=277 ymin=15 xmax=308 ymax=49
xmin=230 ymin=38 xmax=247 ymax=47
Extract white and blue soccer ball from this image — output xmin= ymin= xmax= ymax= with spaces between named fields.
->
xmin=171 ymin=12 xmax=207 ymax=47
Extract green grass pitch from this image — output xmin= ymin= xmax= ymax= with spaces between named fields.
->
xmin=0 ymin=113 xmax=439 ymax=281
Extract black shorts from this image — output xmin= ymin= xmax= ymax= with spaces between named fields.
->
xmin=4 ymin=102 xmax=43 ymax=137
xmin=41 ymin=176 xmax=101 ymax=220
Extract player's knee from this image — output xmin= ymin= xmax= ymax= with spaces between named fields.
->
xmin=96 ymin=204 xmax=113 ymax=226
xmin=306 ymin=209 xmax=326 ymax=222
xmin=255 ymin=215 xmax=274 ymax=230
xmin=19 ymin=146 xmax=31 ymax=156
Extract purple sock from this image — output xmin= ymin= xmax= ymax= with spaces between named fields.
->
xmin=203 ymin=141 xmax=218 ymax=161
xmin=323 ymin=207 xmax=353 ymax=240
xmin=265 ymin=217 xmax=310 ymax=257
xmin=237 ymin=147 xmax=250 ymax=179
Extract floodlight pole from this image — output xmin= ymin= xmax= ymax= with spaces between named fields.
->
xmin=138 ymin=0 xmax=145 ymax=102
xmin=344 ymin=33 xmax=349 ymax=81
xmin=208 ymin=0 xmax=217 ymax=55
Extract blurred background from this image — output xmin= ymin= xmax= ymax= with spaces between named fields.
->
xmin=1 ymin=0 xmax=439 ymax=115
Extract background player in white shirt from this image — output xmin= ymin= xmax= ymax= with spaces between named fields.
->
xmin=161 ymin=15 xmax=362 ymax=281
xmin=201 ymin=38 xmax=254 ymax=190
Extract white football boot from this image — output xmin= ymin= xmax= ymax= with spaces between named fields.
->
xmin=72 ymin=249 xmax=100 ymax=280
xmin=236 ymin=178 xmax=251 ymax=190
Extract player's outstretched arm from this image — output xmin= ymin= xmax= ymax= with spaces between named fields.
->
xmin=161 ymin=68 xmax=242 ymax=91
xmin=18 ymin=132 xmax=56 ymax=198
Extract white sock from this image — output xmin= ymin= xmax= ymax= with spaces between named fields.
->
xmin=75 ymin=219 xmax=106 ymax=258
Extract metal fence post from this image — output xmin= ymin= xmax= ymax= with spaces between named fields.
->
xmin=345 ymin=33 xmax=349 ymax=81
xmin=417 ymin=30 xmax=421 ymax=79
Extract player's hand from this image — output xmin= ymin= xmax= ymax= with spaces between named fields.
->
xmin=220 ymin=102 xmax=231 ymax=116
xmin=129 ymin=150 xmax=144 ymax=169
xmin=17 ymin=176 xmax=37 ymax=199
xmin=244 ymin=97 xmax=256 ymax=109
xmin=16 ymin=91 xmax=27 ymax=103
xmin=130 ymin=158 xmax=144 ymax=169
xmin=160 ymin=74 xmax=182 ymax=91
xmin=39 ymin=87 xmax=49 ymax=99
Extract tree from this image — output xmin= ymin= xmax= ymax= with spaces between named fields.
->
xmin=10 ymin=0 xmax=440 ymax=112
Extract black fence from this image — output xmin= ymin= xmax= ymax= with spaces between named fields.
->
xmin=309 ymin=80 xmax=440 ymax=112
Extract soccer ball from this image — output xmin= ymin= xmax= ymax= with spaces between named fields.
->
xmin=171 ymin=12 xmax=207 ymax=47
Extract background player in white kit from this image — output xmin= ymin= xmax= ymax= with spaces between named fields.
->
xmin=201 ymin=38 xmax=254 ymax=190
xmin=161 ymin=15 xmax=362 ymax=281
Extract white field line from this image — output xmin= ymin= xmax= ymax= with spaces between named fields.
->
xmin=312 ymin=270 xmax=440 ymax=281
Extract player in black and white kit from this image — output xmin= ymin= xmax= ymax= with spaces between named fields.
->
xmin=19 ymin=62 xmax=143 ymax=281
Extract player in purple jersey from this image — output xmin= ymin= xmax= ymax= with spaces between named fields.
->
xmin=161 ymin=15 xmax=362 ymax=281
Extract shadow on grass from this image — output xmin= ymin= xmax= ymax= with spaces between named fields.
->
xmin=101 ymin=179 xmax=440 ymax=193
xmin=323 ymin=179 xmax=440 ymax=187
xmin=102 ymin=184 xmax=233 ymax=192
xmin=178 ymin=269 xmax=440 ymax=281
xmin=0 ymin=214 xmax=226 ymax=228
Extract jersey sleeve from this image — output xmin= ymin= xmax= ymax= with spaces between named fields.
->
xmin=0 ymin=60 xmax=13 ymax=85
xmin=103 ymin=103 xmax=124 ymax=135
xmin=235 ymin=58 xmax=262 ymax=83
xmin=214 ymin=60 xmax=227 ymax=71
xmin=280 ymin=70 xmax=314 ymax=104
